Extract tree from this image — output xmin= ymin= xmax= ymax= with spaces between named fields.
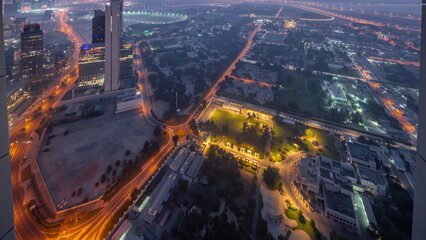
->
xmin=298 ymin=210 xmax=306 ymax=225
xmin=189 ymin=119 xmax=199 ymax=136
xmin=288 ymin=102 xmax=299 ymax=112
xmin=173 ymin=135 xmax=179 ymax=146
xmin=263 ymin=166 xmax=281 ymax=190
xmin=153 ymin=125 xmax=161 ymax=137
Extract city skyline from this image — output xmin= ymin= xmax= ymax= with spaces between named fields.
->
xmin=0 ymin=1 xmax=423 ymax=240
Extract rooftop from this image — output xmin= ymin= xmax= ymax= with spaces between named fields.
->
xmin=348 ymin=142 xmax=378 ymax=163
xmin=324 ymin=182 xmax=356 ymax=219
xmin=358 ymin=166 xmax=386 ymax=186
xmin=299 ymin=158 xmax=320 ymax=185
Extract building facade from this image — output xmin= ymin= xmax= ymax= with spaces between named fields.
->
xmin=77 ymin=44 xmax=105 ymax=88
xmin=20 ymin=23 xmax=43 ymax=88
xmin=104 ymin=0 xmax=123 ymax=92
xmin=92 ymin=9 xmax=105 ymax=44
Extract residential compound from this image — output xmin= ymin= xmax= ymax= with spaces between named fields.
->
xmin=295 ymin=156 xmax=387 ymax=231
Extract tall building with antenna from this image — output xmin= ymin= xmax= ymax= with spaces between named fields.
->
xmin=104 ymin=0 xmax=123 ymax=92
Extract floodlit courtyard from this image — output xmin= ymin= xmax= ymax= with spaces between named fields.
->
xmin=270 ymin=120 xmax=340 ymax=162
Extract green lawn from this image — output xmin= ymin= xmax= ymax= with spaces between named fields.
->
xmin=285 ymin=208 xmax=320 ymax=240
xmin=210 ymin=109 xmax=250 ymax=134
xmin=270 ymin=120 xmax=339 ymax=161
xmin=209 ymin=109 xmax=268 ymax=153
xmin=304 ymin=128 xmax=340 ymax=160
xmin=270 ymin=121 xmax=302 ymax=162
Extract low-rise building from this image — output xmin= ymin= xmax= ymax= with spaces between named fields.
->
xmin=347 ymin=142 xmax=378 ymax=169
xmin=169 ymin=148 xmax=190 ymax=172
xmin=116 ymin=89 xmax=142 ymax=113
xmin=144 ymin=172 xmax=178 ymax=224
xmin=323 ymin=182 xmax=358 ymax=231
xmin=357 ymin=166 xmax=387 ymax=195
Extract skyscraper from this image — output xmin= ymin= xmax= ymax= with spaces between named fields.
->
xmin=20 ymin=24 xmax=43 ymax=89
xmin=0 ymin=2 xmax=15 ymax=240
xmin=412 ymin=1 xmax=426 ymax=239
xmin=104 ymin=0 xmax=123 ymax=92
xmin=92 ymin=9 xmax=105 ymax=44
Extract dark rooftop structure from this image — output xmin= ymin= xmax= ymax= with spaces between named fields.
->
xmin=348 ymin=142 xmax=378 ymax=162
xmin=358 ymin=166 xmax=386 ymax=185
xmin=324 ymin=183 xmax=356 ymax=219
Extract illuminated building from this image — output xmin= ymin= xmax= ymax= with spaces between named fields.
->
xmin=285 ymin=20 xmax=297 ymax=29
xmin=104 ymin=0 xmax=123 ymax=92
xmin=92 ymin=9 xmax=105 ymax=44
xmin=77 ymin=43 xmax=105 ymax=88
xmin=20 ymin=23 xmax=43 ymax=88
xmin=119 ymin=43 xmax=134 ymax=87
xmin=77 ymin=43 xmax=133 ymax=88
xmin=0 ymin=3 xmax=15 ymax=239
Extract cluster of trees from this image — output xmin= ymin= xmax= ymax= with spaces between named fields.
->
xmin=363 ymin=100 xmax=403 ymax=130
xmin=324 ymin=108 xmax=350 ymax=124
xmin=373 ymin=182 xmax=413 ymax=240
xmin=384 ymin=64 xmax=418 ymax=88
xmin=204 ymin=145 xmax=245 ymax=199
xmin=262 ymin=166 xmax=281 ymax=190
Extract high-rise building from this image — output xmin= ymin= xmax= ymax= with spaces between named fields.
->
xmin=412 ymin=1 xmax=426 ymax=239
xmin=92 ymin=9 xmax=105 ymax=44
xmin=0 ymin=3 xmax=16 ymax=240
xmin=77 ymin=43 xmax=105 ymax=88
xmin=20 ymin=23 xmax=43 ymax=88
xmin=104 ymin=0 xmax=123 ymax=92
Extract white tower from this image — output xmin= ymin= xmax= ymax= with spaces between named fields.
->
xmin=104 ymin=0 xmax=123 ymax=92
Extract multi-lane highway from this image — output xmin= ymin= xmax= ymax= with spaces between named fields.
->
xmin=11 ymin=9 xmax=85 ymax=240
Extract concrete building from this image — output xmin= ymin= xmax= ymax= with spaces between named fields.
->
xmin=144 ymin=172 xmax=178 ymax=224
xmin=119 ymin=43 xmax=134 ymax=87
xmin=356 ymin=166 xmax=387 ymax=195
xmin=295 ymin=156 xmax=356 ymax=217
xmin=169 ymin=148 xmax=189 ymax=172
xmin=104 ymin=0 xmax=123 ymax=92
xmin=0 ymin=3 xmax=16 ymax=238
xmin=92 ymin=9 xmax=105 ymax=44
xmin=412 ymin=2 xmax=426 ymax=238
xmin=184 ymin=155 xmax=204 ymax=180
xmin=347 ymin=142 xmax=378 ymax=169
xmin=20 ymin=23 xmax=43 ymax=88
xmin=323 ymin=182 xmax=358 ymax=231
xmin=116 ymin=88 xmax=142 ymax=113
